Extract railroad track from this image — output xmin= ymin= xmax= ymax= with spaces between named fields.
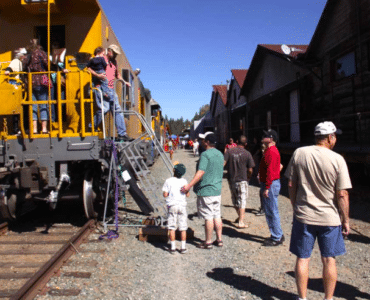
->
xmin=0 ymin=219 xmax=97 ymax=299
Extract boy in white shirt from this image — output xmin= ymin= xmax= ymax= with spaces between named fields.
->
xmin=162 ymin=163 xmax=190 ymax=254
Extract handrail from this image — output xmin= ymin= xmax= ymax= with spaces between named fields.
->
xmin=92 ymin=87 xmax=104 ymax=139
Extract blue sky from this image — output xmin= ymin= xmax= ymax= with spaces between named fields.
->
xmin=99 ymin=0 xmax=327 ymax=121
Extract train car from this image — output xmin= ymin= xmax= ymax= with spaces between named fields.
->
xmin=0 ymin=0 xmax=165 ymax=221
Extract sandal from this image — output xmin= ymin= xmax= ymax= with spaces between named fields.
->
xmin=197 ymin=242 xmax=213 ymax=249
xmin=214 ymin=240 xmax=223 ymax=247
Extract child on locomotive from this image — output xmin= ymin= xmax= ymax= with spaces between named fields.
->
xmin=87 ymin=47 xmax=111 ymax=99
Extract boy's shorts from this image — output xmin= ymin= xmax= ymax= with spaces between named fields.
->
xmin=229 ymin=180 xmax=248 ymax=209
xmin=290 ymin=218 xmax=346 ymax=258
xmin=197 ymin=195 xmax=221 ymax=220
xmin=167 ymin=205 xmax=188 ymax=231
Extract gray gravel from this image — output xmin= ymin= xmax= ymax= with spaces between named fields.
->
xmin=36 ymin=148 xmax=370 ymax=300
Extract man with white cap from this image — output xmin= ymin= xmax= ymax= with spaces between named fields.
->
xmin=285 ymin=121 xmax=351 ymax=300
xmin=89 ymin=44 xmax=133 ymax=141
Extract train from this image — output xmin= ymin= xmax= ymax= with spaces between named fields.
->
xmin=0 ymin=0 xmax=169 ymax=221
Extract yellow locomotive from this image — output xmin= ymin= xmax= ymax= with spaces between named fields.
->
xmin=0 ymin=0 xmax=169 ymax=221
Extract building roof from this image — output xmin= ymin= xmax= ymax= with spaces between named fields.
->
xmin=259 ymin=44 xmax=308 ymax=58
xmin=240 ymin=44 xmax=308 ymax=95
xmin=212 ymin=85 xmax=228 ymax=106
xmin=231 ymin=69 xmax=248 ymax=88
xmin=304 ymin=0 xmax=336 ymax=60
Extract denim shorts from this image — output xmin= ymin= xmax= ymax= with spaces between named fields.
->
xmin=290 ymin=218 xmax=346 ymax=258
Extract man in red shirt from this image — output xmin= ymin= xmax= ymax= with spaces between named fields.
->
xmin=259 ymin=129 xmax=284 ymax=246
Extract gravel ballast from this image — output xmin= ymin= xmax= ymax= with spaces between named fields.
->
xmin=36 ymin=147 xmax=370 ymax=300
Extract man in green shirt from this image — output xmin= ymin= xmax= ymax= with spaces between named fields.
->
xmin=182 ymin=132 xmax=224 ymax=249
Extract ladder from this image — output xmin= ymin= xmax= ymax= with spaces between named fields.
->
xmin=102 ymin=80 xmax=173 ymax=230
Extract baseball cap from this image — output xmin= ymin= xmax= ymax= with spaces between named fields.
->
xmin=174 ymin=163 xmax=186 ymax=177
xmin=204 ymin=133 xmax=217 ymax=144
xmin=262 ymin=129 xmax=278 ymax=142
xmin=108 ymin=44 xmax=121 ymax=55
xmin=199 ymin=131 xmax=213 ymax=139
xmin=314 ymin=121 xmax=342 ymax=135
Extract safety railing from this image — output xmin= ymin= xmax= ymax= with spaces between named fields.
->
xmin=0 ymin=69 xmax=99 ymax=139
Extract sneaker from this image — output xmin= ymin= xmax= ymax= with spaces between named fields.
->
xmin=116 ymin=135 xmax=134 ymax=142
xmin=255 ymin=209 xmax=265 ymax=216
xmin=179 ymin=248 xmax=187 ymax=254
xmin=263 ymin=235 xmax=285 ymax=247
xmin=168 ymin=248 xmax=176 ymax=254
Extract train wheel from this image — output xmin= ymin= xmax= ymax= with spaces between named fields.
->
xmin=83 ymin=171 xmax=98 ymax=219
xmin=0 ymin=193 xmax=17 ymax=221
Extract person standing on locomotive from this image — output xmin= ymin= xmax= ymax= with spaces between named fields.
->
xmin=88 ymin=44 xmax=133 ymax=142
xmin=25 ymin=39 xmax=50 ymax=134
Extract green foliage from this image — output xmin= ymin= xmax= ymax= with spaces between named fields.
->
xmin=192 ymin=104 xmax=210 ymax=122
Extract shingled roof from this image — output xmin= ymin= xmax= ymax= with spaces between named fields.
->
xmin=259 ymin=44 xmax=308 ymax=58
xmin=212 ymin=85 xmax=228 ymax=106
xmin=231 ymin=69 xmax=248 ymax=88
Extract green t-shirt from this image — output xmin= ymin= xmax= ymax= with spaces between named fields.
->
xmin=194 ymin=148 xmax=224 ymax=196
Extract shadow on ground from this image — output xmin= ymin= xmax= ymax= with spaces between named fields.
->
xmin=286 ymin=271 xmax=370 ymax=299
xmin=222 ymin=221 xmax=266 ymax=244
xmin=207 ymin=267 xmax=296 ymax=299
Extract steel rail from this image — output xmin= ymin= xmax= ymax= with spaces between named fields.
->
xmin=10 ymin=219 xmax=96 ymax=300
xmin=0 ymin=222 xmax=7 ymax=235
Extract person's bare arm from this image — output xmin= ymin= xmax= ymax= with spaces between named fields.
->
xmin=337 ymin=189 xmax=350 ymax=236
xmin=247 ymin=168 xmax=253 ymax=180
xmin=182 ymin=170 xmax=205 ymax=193
xmin=287 ymin=179 xmax=297 ymax=207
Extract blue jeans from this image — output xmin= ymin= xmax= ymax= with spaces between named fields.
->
xmin=93 ymin=71 xmax=112 ymax=99
xmin=93 ymin=88 xmax=126 ymax=136
xmin=32 ymin=85 xmax=49 ymax=121
xmin=50 ymin=84 xmax=66 ymax=122
xmin=260 ymin=180 xmax=283 ymax=241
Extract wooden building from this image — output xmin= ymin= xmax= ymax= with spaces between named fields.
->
xmin=301 ymin=0 xmax=370 ymax=163
xmin=240 ymin=44 xmax=308 ymax=145
xmin=227 ymin=69 xmax=248 ymax=140
xmin=210 ymin=85 xmax=228 ymax=150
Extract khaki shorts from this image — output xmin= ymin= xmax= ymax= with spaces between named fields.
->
xmin=230 ymin=180 xmax=249 ymax=209
xmin=167 ymin=205 xmax=188 ymax=231
xmin=197 ymin=195 xmax=221 ymax=220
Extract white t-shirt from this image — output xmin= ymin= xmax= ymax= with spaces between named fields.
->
xmin=8 ymin=59 xmax=23 ymax=79
xmin=162 ymin=177 xmax=188 ymax=206
xmin=193 ymin=141 xmax=199 ymax=150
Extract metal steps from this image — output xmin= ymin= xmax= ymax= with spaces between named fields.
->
xmin=102 ymin=79 xmax=173 ymax=230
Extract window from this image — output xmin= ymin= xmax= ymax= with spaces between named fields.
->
xmin=332 ymin=51 xmax=356 ymax=80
